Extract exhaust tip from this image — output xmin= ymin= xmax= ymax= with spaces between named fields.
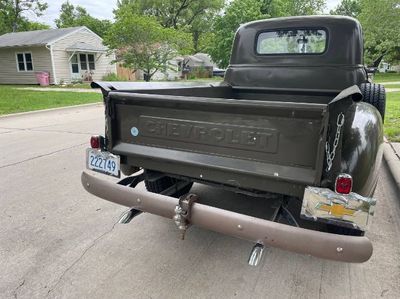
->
xmin=248 ymin=243 xmax=265 ymax=266
xmin=118 ymin=208 xmax=142 ymax=224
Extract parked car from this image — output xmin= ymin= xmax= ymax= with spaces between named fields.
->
xmin=82 ymin=16 xmax=385 ymax=264
xmin=212 ymin=67 xmax=225 ymax=77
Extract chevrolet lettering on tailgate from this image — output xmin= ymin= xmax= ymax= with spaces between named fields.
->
xmin=139 ymin=116 xmax=279 ymax=153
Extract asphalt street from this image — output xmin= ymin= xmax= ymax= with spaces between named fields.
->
xmin=0 ymin=104 xmax=399 ymax=299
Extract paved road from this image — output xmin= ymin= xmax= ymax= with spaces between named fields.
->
xmin=1 ymin=105 xmax=399 ymax=299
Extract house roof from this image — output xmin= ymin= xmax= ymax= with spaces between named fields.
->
xmin=0 ymin=27 xmax=85 ymax=48
xmin=193 ymin=53 xmax=215 ymax=67
xmin=66 ymin=42 xmax=107 ymax=53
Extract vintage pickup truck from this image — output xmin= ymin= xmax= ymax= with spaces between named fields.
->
xmin=82 ymin=16 xmax=385 ymax=264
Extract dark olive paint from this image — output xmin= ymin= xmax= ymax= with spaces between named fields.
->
xmin=93 ymin=16 xmax=383 ymax=198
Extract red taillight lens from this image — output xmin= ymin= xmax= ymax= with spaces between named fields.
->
xmin=335 ymin=174 xmax=353 ymax=194
xmin=90 ymin=135 xmax=100 ymax=148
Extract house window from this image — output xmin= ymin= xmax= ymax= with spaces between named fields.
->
xmin=88 ymin=54 xmax=95 ymax=70
xmin=79 ymin=54 xmax=87 ymax=70
xmin=71 ymin=54 xmax=79 ymax=73
xmin=16 ymin=52 xmax=34 ymax=71
xmin=79 ymin=54 xmax=95 ymax=70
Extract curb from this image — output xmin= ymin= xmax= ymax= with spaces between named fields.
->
xmin=0 ymin=102 xmax=102 ymax=119
xmin=383 ymin=141 xmax=400 ymax=193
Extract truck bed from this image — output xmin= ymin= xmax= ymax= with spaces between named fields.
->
xmin=103 ymin=84 xmax=330 ymax=197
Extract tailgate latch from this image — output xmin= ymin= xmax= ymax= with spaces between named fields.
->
xmin=173 ymin=194 xmax=199 ymax=240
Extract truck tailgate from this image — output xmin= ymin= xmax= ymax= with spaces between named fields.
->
xmin=107 ymin=92 xmax=328 ymax=197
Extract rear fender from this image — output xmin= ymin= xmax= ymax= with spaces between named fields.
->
xmin=340 ymin=102 xmax=384 ymax=196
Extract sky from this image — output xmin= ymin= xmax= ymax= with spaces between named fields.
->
xmin=29 ymin=0 xmax=118 ymax=26
xmin=30 ymin=0 xmax=342 ymax=27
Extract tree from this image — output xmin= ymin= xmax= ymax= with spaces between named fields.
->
xmin=54 ymin=1 xmax=75 ymax=28
xmin=330 ymin=0 xmax=361 ymax=17
xmin=358 ymin=0 xmax=400 ymax=64
xmin=262 ymin=0 xmax=326 ymax=16
xmin=0 ymin=0 xmax=48 ymax=33
xmin=282 ymin=0 xmax=326 ymax=15
xmin=208 ymin=0 xmax=268 ymax=68
xmin=23 ymin=20 xmax=50 ymax=31
xmin=104 ymin=12 xmax=193 ymax=81
xmin=55 ymin=1 xmax=112 ymax=37
xmin=116 ymin=0 xmax=224 ymax=53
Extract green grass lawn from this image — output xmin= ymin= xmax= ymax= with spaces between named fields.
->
xmin=384 ymin=91 xmax=400 ymax=142
xmin=383 ymin=84 xmax=400 ymax=89
xmin=373 ymin=74 xmax=400 ymax=142
xmin=374 ymin=72 xmax=400 ymax=83
xmin=0 ymin=85 xmax=101 ymax=115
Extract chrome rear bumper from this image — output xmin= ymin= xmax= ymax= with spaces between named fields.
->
xmin=81 ymin=171 xmax=373 ymax=263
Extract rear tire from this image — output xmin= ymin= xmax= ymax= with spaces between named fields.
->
xmin=144 ymin=172 xmax=193 ymax=198
xmin=359 ymin=83 xmax=386 ymax=122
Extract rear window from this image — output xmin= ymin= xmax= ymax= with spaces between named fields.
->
xmin=256 ymin=28 xmax=327 ymax=55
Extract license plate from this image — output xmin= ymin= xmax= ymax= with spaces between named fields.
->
xmin=86 ymin=149 xmax=120 ymax=177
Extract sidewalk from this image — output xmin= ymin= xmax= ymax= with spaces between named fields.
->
xmin=383 ymin=139 xmax=400 ymax=193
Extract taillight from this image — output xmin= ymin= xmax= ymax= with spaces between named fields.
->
xmin=335 ymin=174 xmax=352 ymax=194
xmin=90 ymin=135 xmax=100 ymax=149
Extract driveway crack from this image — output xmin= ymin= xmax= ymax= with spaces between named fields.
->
xmin=13 ymin=279 xmax=25 ymax=299
xmin=46 ymin=221 xmax=118 ymax=296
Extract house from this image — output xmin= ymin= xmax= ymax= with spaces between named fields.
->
xmin=378 ymin=60 xmax=400 ymax=73
xmin=148 ymin=53 xmax=217 ymax=81
xmin=0 ymin=26 xmax=116 ymax=84
xmin=182 ymin=53 xmax=215 ymax=78
xmin=378 ymin=61 xmax=391 ymax=73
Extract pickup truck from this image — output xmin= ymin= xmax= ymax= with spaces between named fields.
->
xmin=82 ymin=16 xmax=385 ymax=264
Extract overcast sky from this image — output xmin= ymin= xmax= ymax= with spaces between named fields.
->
xmin=29 ymin=0 xmax=342 ymax=27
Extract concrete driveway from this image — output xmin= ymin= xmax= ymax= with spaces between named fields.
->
xmin=1 ymin=105 xmax=399 ymax=299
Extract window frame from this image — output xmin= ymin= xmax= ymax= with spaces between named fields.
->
xmin=15 ymin=52 xmax=34 ymax=72
xmin=254 ymin=27 xmax=329 ymax=56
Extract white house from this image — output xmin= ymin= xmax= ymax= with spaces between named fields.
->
xmin=151 ymin=53 xmax=217 ymax=80
xmin=0 ymin=26 xmax=116 ymax=84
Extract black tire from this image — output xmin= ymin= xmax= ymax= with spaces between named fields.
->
xmin=144 ymin=172 xmax=193 ymax=198
xmin=359 ymin=83 xmax=386 ymax=122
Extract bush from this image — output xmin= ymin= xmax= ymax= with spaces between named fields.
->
xmin=102 ymin=73 xmax=128 ymax=81
xmin=188 ymin=73 xmax=197 ymax=80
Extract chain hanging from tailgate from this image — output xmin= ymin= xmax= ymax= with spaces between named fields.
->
xmin=325 ymin=112 xmax=345 ymax=172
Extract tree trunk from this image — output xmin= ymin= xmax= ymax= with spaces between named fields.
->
xmin=13 ymin=0 xmax=20 ymax=32
xmin=144 ymin=72 xmax=151 ymax=82
xmin=193 ymin=30 xmax=200 ymax=53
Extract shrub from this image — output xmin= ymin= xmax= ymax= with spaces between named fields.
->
xmin=102 ymin=73 xmax=128 ymax=81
